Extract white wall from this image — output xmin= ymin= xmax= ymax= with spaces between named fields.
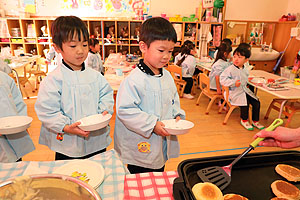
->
xmin=225 ymin=0 xmax=288 ymax=21
xmin=0 ymin=0 xmax=296 ymax=20
xmin=286 ymin=0 xmax=300 ymax=15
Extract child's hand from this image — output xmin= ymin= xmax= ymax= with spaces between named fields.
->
xmin=63 ymin=122 xmax=90 ymax=137
xmin=235 ymin=80 xmax=241 ymax=87
xmin=154 ymin=121 xmax=170 ymax=137
xmin=175 ymin=116 xmax=181 ymax=122
xmin=102 ymin=111 xmax=108 ymax=115
xmin=217 ymin=88 xmax=222 ymax=95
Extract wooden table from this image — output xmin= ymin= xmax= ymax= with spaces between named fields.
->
xmin=249 ymin=70 xmax=300 ymax=118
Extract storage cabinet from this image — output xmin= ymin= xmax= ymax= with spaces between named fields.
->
xmin=0 ymin=17 xmax=225 ymax=59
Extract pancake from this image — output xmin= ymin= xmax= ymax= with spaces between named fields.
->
xmin=275 ymin=164 xmax=300 ymax=182
xmin=223 ymin=193 xmax=248 ymax=200
xmin=271 ymin=180 xmax=300 ymax=200
xmin=192 ymin=182 xmax=223 ymax=200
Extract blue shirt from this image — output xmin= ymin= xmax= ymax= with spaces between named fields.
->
xmin=114 ymin=60 xmax=185 ymax=169
xmin=0 ymin=71 xmax=35 ymax=162
xmin=35 ymin=62 xmax=114 ymax=157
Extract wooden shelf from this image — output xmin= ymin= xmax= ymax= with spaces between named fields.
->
xmin=1 ymin=13 xmax=228 ymax=58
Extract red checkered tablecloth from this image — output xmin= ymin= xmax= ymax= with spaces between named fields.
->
xmin=124 ymin=171 xmax=178 ymax=200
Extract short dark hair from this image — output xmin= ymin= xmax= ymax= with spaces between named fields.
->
xmin=89 ymin=38 xmax=99 ymax=47
xmin=222 ymin=38 xmax=232 ymax=47
xmin=139 ymin=17 xmax=177 ymax=47
xmin=51 ymin=16 xmax=89 ymax=50
xmin=233 ymin=46 xmax=251 ymax=59
xmin=238 ymin=42 xmax=251 ymax=51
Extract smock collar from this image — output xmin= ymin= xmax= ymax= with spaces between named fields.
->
xmin=89 ymin=50 xmax=96 ymax=54
xmin=62 ymin=59 xmax=85 ymax=71
xmin=137 ymin=59 xmax=163 ymax=77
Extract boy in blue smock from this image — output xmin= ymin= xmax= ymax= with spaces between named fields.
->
xmin=114 ymin=17 xmax=186 ymax=174
xmin=220 ymin=47 xmax=264 ymax=131
xmin=35 ymin=16 xmax=114 ymax=160
xmin=0 ymin=71 xmax=35 ymax=162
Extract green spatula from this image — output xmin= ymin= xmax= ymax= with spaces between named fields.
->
xmin=197 ymin=119 xmax=283 ymax=190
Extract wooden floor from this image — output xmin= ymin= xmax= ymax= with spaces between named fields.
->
xmin=22 ymin=79 xmax=300 ymax=171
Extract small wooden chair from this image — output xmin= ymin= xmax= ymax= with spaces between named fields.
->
xmin=10 ymin=62 xmax=35 ymax=98
xmin=196 ymin=73 xmax=223 ymax=114
xmin=30 ymin=57 xmax=48 ymax=90
xmin=191 ymin=73 xmax=200 ymax=95
xmin=166 ymin=64 xmax=187 ymax=98
xmin=264 ymin=99 xmax=300 ymax=127
xmin=218 ymin=85 xmax=239 ymax=124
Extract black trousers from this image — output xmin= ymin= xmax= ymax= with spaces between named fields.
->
xmin=55 ymin=148 xmax=106 ymax=160
xmin=239 ymin=94 xmax=260 ymax=121
xmin=182 ymin=77 xmax=193 ymax=94
xmin=127 ymin=164 xmax=165 ymax=174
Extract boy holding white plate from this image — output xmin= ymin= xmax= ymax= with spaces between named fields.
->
xmin=0 ymin=71 xmax=35 ymax=162
xmin=35 ymin=16 xmax=114 ymax=160
xmin=114 ymin=17 xmax=186 ymax=174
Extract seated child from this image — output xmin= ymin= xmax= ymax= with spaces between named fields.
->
xmin=85 ymin=38 xmax=104 ymax=75
xmin=114 ymin=17 xmax=186 ymax=174
xmin=209 ymin=42 xmax=232 ymax=94
xmin=35 ymin=16 xmax=114 ymax=160
xmin=220 ymin=47 xmax=265 ymax=131
xmin=175 ymin=40 xmax=197 ymax=99
xmin=214 ymin=38 xmax=232 ymax=59
xmin=0 ymin=71 xmax=35 ymax=162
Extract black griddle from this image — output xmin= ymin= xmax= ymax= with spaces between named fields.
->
xmin=173 ymin=150 xmax=300 ymax=200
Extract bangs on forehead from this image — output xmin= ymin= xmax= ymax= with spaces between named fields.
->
xmin=65 ymin=29 xmax=88 ymax=42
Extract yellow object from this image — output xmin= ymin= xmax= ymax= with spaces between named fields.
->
xmin=294 ymin=78 xmax=300 ymax=85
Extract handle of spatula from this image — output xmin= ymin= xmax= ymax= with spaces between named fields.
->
xmin=250 ymin=119 xmax=283 ymax=148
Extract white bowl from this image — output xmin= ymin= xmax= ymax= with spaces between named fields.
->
xmin=162 ymin=119 xmax=194 ymax=135
xmin=78 ymin=114 xmax=112 ymax=131
xmin=0 ymin=116 xmax=33 ymax=135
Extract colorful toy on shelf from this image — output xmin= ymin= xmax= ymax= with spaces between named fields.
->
xmin=120 ymin=26 xmax=129 ymax=38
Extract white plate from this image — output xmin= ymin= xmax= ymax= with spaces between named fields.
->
xmin=250 ymin=77 xmax=267 ymax=84
xmin=162 ymin=119 xmax=194 ymax=135
xmin=53 ymin=160 xmax=105 ymax=189
xmin=0 ymin=116 xmax=32 ymax=135
xmin=78 ymin=114 xmax=112 ymax=131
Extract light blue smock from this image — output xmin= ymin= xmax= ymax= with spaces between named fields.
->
xmin=114 ymin=68 xmax=186 ymax=169
xmin=220 ymin=64 xmax=257 ymax=106
xmin=85 ymin=52 xmax=104 ymax=73
xmin=209 ymin=59 xmax=231 ymax=90
xmin=35 ymin=63 xmax=114 ymax=157
xmin=0 ymin=71 xmax=35 ymax=162
xmin=174 ymin=53 xmax=196 ymax=78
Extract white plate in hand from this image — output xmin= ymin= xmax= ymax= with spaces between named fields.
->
xmin=162 ymin=119 xmax=194 ymax=135
xmin=250 ymin=77 xmax=267 ymax=84
xmin=78 ymin=114 xmax=112 ymax=131
xmin=0 ymin=116 xmax=32 ymax=135
xmin=53 ymin=160 xmax=105 ymax=189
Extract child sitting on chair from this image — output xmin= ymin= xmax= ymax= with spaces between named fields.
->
xmin=174 ymin=40 xmax=197 ymax=99
xmin=209 ymin=42 xmax=232 ymax=95
xmin=220 ymin=47 xmax=265 ymax=131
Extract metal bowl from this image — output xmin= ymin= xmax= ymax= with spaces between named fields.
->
xmin=0 ymin=174 xmax=101 ymax=200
